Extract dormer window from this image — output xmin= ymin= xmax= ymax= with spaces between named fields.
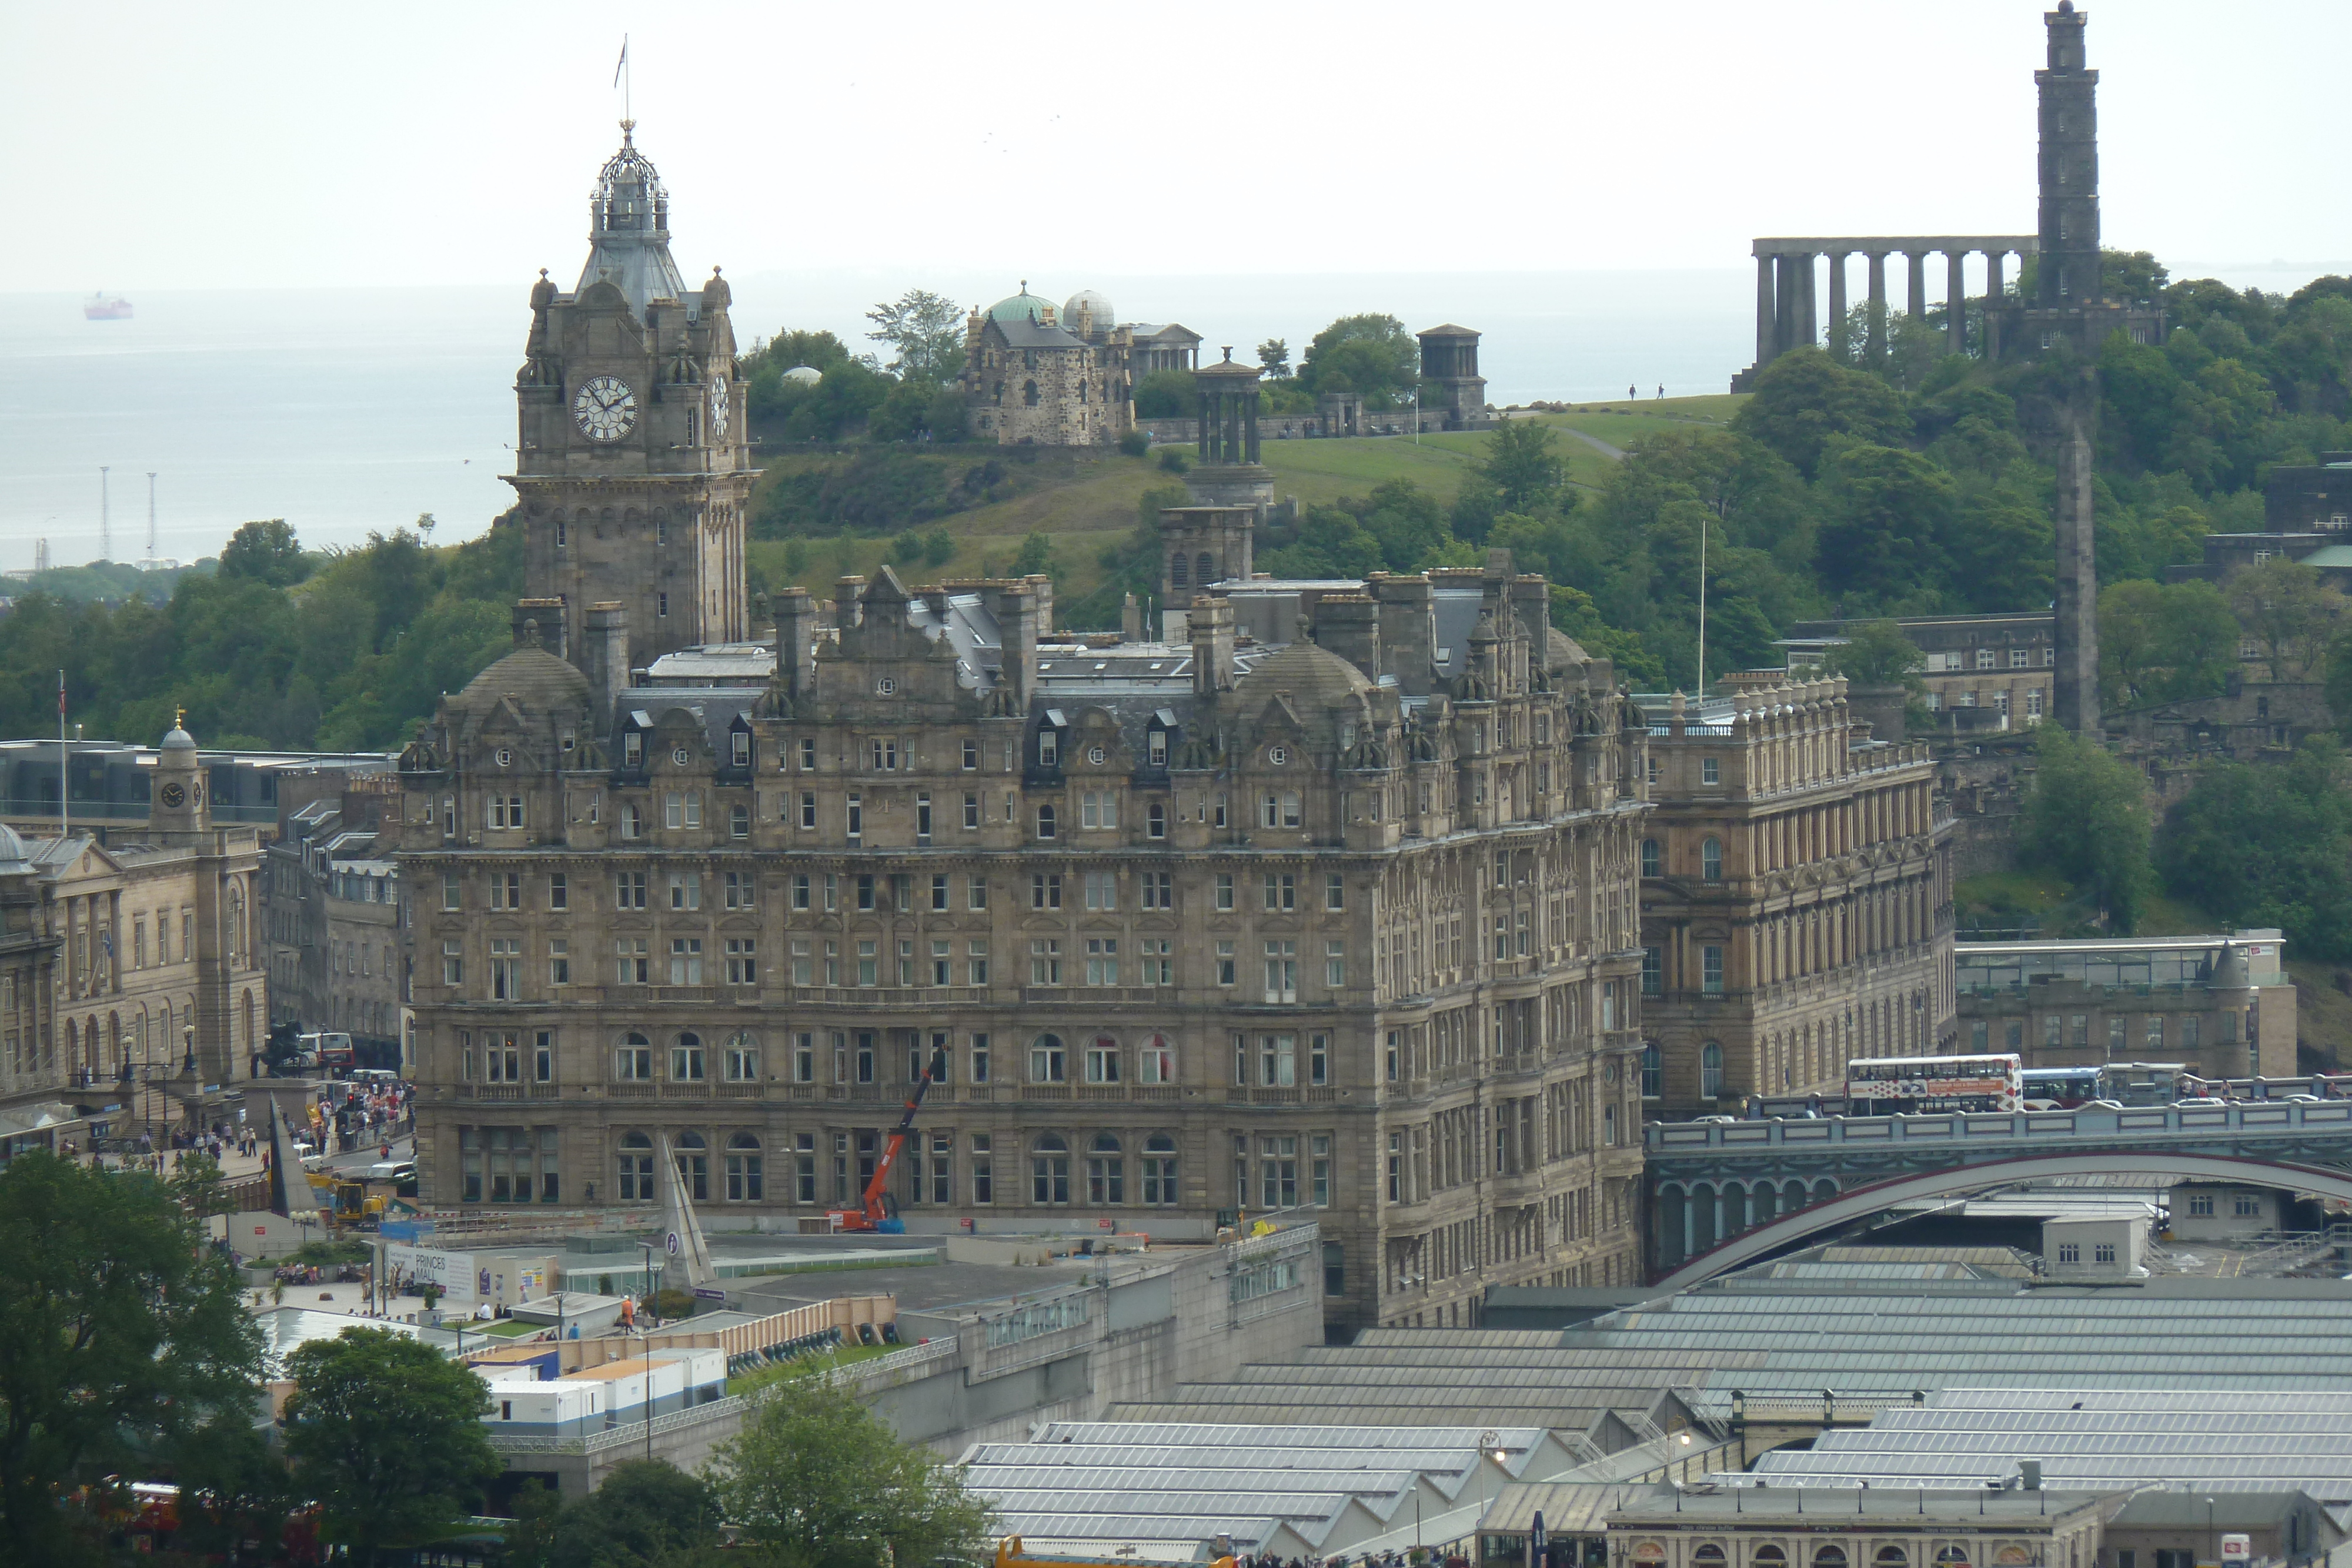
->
xmin=730 ymin=729 xmax=751 ymax=769
xmin=623 ymin=731 xmax=644 ymax=769
xmin=1148 ymin=731 xmax=1168 ymax=768
xmin=1039 ymin=730 xmax=1059 ymax=769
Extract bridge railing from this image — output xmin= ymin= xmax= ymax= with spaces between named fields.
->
xmin=1646 ymin=1098 xmax=2352 ymax=1151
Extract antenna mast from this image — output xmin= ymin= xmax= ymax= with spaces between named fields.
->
xmin=146 ymin=473 xmax=158 ymax=558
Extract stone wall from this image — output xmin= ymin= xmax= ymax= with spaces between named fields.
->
xmin=850 ymin=1224 xmax=1323 ymax=1454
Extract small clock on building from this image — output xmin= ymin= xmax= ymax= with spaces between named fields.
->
xmin=159 ymin=782 xmax=185 ymax=808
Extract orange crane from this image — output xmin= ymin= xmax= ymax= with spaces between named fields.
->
xmin=827 ymin=1048 xmax=946 ymax=1233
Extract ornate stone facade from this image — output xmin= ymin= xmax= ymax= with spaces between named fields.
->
xmin=960 ymin=286 xmax=1136 ymax=447
xmin=0 ymin=724 xmax=268 ymax=1148
xmin=510 ymin=124 xmax=753 ymax=668
xmin=395 ymin=546 xmax=1655 ymax=1331
xmin=1635 ymin=674 xmax=1954 ymax=1119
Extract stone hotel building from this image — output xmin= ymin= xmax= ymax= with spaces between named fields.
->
xmin=396 ymin=122 xmax=1659 ymax=1332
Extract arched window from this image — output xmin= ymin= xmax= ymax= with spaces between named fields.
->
xmin=618 ymin=1032 xmax=652 ymax=1081
xmin=1754 ymin=1551 xmax=1788 ymax=1567
xmin=726 ymin=1132 xmax=763 ymax=1202
xmin=1137 ymin=1034 xmax=1174 ymax=1085
xmin=1632 ymin=1546 xmax=1666 ymax=1568
xmin=1031 ymin=1134 xmax=1070 ymax=1205
xmin=1701 ymin=1041 xmax=1724 ymax=1099
xmin=1087 ymin=1132 xmax=1124 ymax=1205
xmin=1023 ymin=379 xmax=1040 ymax=406
xmin=1035 ymin=803 xmax=1057 ymax=839
xmin=1030 ymin=1034 xmax=1065 ymax=1082
xmin=671 ymin=1032 xmax=705 ymax=1082
xmin=1936 ymin=1553 xmax=1972 ymax=1568
xmin=1641 ymin=1042 xmax=1662 ymax=1098
xmin=1701 ymin=835 xmax=1723 ymax=882
xmin=675 ymin=1131 xmax=709 ymax=1201
xmin=1142 ymin=1132 xmax=1178 ymax=1205
xmin=1170 ymin=553 xmax=1190 ymax=589
xmin=1695 ymin=1549 xmax=1728 ymax=1566
xmin=1196 ymin=551 xmax=1214 ymax=586
xmin=621 ymin=801 xmax=643 ymax=839
xmin=1640 ymin=838 xmax=1661 ymax=877
xmin=1875 ymin=1550 xmax=1909 ymax=1568
xmin=1814 ymin=1549 xmax=1848 ymax=1568
xmin=1085 ymin=1035 xmax=1120 ymax=1084
xmin=618 ymin=1132 xmax=655 ymax=1202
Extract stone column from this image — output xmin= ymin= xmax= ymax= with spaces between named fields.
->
xmin=1826 ymin=253 xmax=1848 ymax=355
xmin=1866 ymin=252 xmax=1888 ymax=363
xmin=1755 ymin=253 xmax=1776 ymax=366
xmin=1986 ymin=250 xmax=2008 ymax=359
xmin=1796 ymin=253 xmax=1817 ymax=347
xmin=1907 ymin=250 xmax=1929 ymax=319
xmin=2053 ymin=379 xmax=2102 ymax=737
xmin=1773 ymin=256 xmax=1798 ymax=357
xmin=1946 ymin=250 xmax=1968 ymax=355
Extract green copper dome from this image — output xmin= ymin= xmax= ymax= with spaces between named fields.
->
xmin=987 ymin=283 xmax=1057 ymax=326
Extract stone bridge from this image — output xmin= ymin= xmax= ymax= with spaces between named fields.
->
xmin=1643 ymin=1099 xmax=2352 ymax=1289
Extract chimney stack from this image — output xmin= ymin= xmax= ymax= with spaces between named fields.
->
xmin=1190 ymin=596 xmax=1236 ymax=697
xmin=773 ymin=587 xmax=815 ymax=702
xmin=584 ymin=601 xmax=631 ymax=721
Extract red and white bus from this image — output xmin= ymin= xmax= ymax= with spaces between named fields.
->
xmin=1845 ymin=1053 xmax=2023 ymax=1114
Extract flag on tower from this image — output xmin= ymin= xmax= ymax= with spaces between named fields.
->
xmin=613 ymin=37 xmax=628 ymax=88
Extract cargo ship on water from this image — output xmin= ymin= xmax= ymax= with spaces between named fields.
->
xmin=83 ymin=293 xmax=132 ymax=320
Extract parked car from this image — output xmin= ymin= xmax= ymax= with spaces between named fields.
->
xmin=2172 ymin=1096 xmax=2230 ymax=1108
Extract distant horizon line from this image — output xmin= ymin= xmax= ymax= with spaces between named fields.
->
xmin=11 ymin=257 xmax=2352 ymax=299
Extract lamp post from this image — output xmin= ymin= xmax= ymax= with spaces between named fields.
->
xmin=2208 ymin=1497 xmax=2217 ymax=1568
xmin=644 ymin=1256 xmax=665 ymax=1463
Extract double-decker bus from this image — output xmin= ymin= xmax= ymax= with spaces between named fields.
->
xmin=1846 ymin=1053 xmax=2023 ymax=1114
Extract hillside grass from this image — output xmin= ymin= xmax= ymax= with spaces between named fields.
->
xmin=738 ymin=397 xmax=1740 ymax=610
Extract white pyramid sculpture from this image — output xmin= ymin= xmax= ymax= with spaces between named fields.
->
xmin=651 ymin=1132 xmax=717 ymax=1292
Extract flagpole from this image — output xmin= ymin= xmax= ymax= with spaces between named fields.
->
xmin=57 ymin=670 xmax=66 ymax=840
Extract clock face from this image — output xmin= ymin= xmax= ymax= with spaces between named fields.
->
xmin=708 ymin=374 xmax=730 ymax=441
xmin=159 ymin=781 xmax=185 ymax=809
xmin=573 ymin=375 xmax=638 ymax=442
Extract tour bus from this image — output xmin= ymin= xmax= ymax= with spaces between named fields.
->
xmin=1845 ymin=1053 xmax=2024 ymax=1114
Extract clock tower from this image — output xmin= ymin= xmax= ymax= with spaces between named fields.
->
xmin=510 ymin=122 xmax=751 ymax=673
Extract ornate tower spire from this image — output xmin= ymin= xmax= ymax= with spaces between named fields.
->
xmin=575 ymin=121 xmax=689 ymax=318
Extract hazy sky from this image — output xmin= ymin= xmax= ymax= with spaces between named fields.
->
xmin=8 ymin=0 xmax=2345 ymax=296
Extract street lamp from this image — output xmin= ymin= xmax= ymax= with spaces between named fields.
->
xmin=644 ymin=1255 xmax=666 ymax=1463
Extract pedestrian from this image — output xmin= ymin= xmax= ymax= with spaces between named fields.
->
xmin=1656 ymin=383 xmax=1665 ymax=399
xmin=1627 ymin=383 xmax=1636 ymax=400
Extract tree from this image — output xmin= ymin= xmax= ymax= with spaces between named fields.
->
xmin=1257 ymin=338 xmax=1290 ymax=377
xmin=864 ymin=289 xmax=965 ymax=384
xmin=1480 ymin=420 xmax=1565 ymax=513
xmin=2160 ymin=738 xmax=2352 ymax=959
xmin=1010 ymin=531 xmax=1057 ymax=580
xmin=1133 ymin=369 xmax=1195 ymax=420
xmin=1822 ymin=619 xmax=1926 ymax=689
xmin=1299 ymin=314 xmax=1419 ymax=409
xmin=2023 ymin=726 xmax=2155 ymax=933
xmin=2100 ymin=580 xmax=2236 ymax=708
xmin=0 ymin=1152 xmax=261 ymax=1563
xmin=282 ymin=1326 xmax=500 ymax=1565
xmin=506 ymin=1460 xmax=725 ymax=1568
xmin=2227 ymin=556 xmax=2341 ymax=682
xmin=218 ymin=518 xmax=310 ymax=587
xmin=1815 ymin=443 xmax=1956 ymax=601
xmin=709 ymin=1366 xmax=994 ymax=1568
xmin=1729 ymin=346 xmax=1910 ymax=480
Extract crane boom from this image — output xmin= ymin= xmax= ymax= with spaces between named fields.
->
xmin=830 ymin=1048 xmax=946 ymax=1233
